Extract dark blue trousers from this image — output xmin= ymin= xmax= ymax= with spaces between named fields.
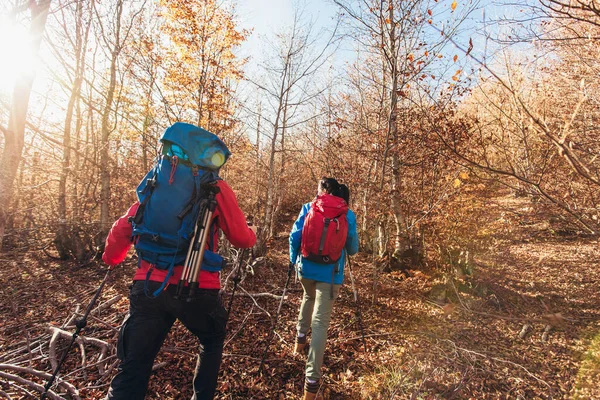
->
xmin=107 ymin=281 xmax=227 ymax=400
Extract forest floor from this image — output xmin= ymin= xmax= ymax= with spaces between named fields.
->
xmin=1 ymin=188 xmax=600 ymax=399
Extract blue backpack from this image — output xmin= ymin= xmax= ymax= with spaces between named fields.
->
xmin=130 ymin=122 xmax=231 ymax=296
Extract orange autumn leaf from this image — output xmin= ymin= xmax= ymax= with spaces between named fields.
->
xmin=451 ymin=1 xmax=457 ymax=11
xmin=443 ymin=303 xmax=456 ymax=316
xmin=453 ymin=54 xmax=458 ymax=62
xmin=427 ymin=9 xmax=432 ymax=16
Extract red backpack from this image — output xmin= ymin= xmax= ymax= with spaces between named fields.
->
xmin=301 ymin=194 xmax=349 ymax=264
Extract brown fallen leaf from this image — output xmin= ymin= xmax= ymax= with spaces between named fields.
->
xmin=542 ymin=312 xmax=566 ymax=327
xmin=443 ymin=303 xmax=457 ymax=316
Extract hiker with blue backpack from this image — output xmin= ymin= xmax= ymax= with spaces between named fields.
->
xmin=102 ymin=122 xmax=256 ymax=400
xmin=289 ymin=178 xmax=359 ymax=400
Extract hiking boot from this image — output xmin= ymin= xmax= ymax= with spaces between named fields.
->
xmin=294 ymin=335 xmax=308 ymax=355
xmin=302 ymin=391 xmax=317 ymax=400
xmin=303 ymin=378 xmax=320 ymax=400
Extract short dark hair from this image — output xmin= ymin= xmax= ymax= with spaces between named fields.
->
xmin=319 ymin=177 xmax=339 ymax=195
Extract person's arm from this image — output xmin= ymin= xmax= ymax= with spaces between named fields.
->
xmin=215 ymin=180 xmax=256 ymax=248
xmin=102 ymin=203 xmax=138 ymax=266
xmin=345 ymin=209 xmax=359 ymax=256
xmin=289 ymin=203 xmax=310 ymax=264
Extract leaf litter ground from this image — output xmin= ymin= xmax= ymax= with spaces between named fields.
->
xmin=0 ymin=191 xmax=599 ymax=399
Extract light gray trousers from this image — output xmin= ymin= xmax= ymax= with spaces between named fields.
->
xmin=297 ymin=278 xmax=341 ymax=381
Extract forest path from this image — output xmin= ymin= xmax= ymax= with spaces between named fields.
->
xmin=0 ymin=190 xmax=599 ymax=399
xmin=340 ymin=191 xmax=600 ymax=399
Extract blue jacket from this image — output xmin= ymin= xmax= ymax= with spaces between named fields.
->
xmin=289 ymin=202 xmax=359 ymax=285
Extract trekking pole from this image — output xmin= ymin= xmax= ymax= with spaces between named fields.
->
xmin=41 ymin=268 xmax=111 ymax=400
xmin=346 ymin=254 xmax=367 ymax=352
xmin=258 ymin=261 xmax=294 ymax=374
xmin=176 ymin=183 xmax=220 ymax=301
xmin=225 ymin=247 xmax=248 ymax=326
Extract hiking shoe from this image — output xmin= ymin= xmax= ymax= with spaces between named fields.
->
xmin=302 ymin=391 xmax=317 ymax=400
xmin=294 ymin=335 xmax=308 ymax=355
xmin=302 ymin=378 xmax=320 ymax=400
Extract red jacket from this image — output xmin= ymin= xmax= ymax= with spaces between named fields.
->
xmin=102 ymin=180 xmax=256 ymax=289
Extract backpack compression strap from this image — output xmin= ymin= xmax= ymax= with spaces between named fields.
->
xmin=131 ymin=164 xmax=159 ymax=225
xmin=317 ymin=217 xmax=342 ymax=255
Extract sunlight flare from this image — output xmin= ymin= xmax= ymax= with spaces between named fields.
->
xmin=0 ymin=16 xmax=36 ymax=92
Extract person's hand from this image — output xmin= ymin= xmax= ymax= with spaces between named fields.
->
xmin=249 ymin=225 xmax=258 ymax=235
xmin=107 ymin=263 xmax=119 ymax=271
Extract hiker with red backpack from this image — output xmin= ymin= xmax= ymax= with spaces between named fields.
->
xmin=289 ymin=178 xmax=359 ymax=400
xmin=102 ymin=122 xmax=256 ymax=400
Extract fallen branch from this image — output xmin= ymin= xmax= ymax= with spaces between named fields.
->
xmin=61 ymin=355 xmax=117 ymax=379
xmin=234 ymin=292 xmax=285 ymax=300
xmin=238 ymin=286 xmax=272 ymax=318
xmin=63 ymin=295 xmax=122 ymax=329
xmin=93 ymin=294 xmax=123 ymax=314
xmin=0 ymin=364 xmax=79 ymax=399
xmin=0 ymin=371 xmax=65 ymax=400
xmin=152 ymin=362 xmax=168 ymax=371
xmin=47 ymin=327 xmax=110 ymax=375
xmin=440 ymin=339 xmax=553 ymax=391
xmin=162 ymin=347 xmax=197 ymax=358
xmin=225 ymin=303 xmax=255 ymax=348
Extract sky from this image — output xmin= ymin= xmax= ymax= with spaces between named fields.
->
xmin=237 ymin=0 xmax=340 ymax=59
xmin=235 ymin=0 xmax=535 ymax=74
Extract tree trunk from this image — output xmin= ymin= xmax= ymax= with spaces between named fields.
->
xmin=258 ymin=56 xmax=290 ymax=255
xmin=0 ymin=0 xmax=51 ymax=248
xmin=384 ymin=1 xmax=407 ymax=259
xmin=56 ymin=0 xmax=90 ymax=259
xmin=98 ymin=0 xmax=124 ymax=246
xmin=254 ymin=102 xmax=262 ymax=219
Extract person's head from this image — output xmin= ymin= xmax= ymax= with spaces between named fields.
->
xmin=318 ymin=177 xmax=340 ymax=195
xmin=337 ymin=184 xmax=350 ymax=203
